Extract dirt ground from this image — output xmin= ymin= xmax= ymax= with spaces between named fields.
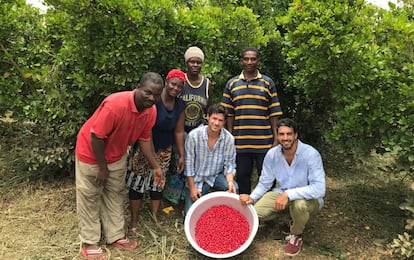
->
xmin=0 ymin=153 xmax=408 ymax=259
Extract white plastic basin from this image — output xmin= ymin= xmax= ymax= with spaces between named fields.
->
xmin=184 ymin=191 xmax=259 ymax=258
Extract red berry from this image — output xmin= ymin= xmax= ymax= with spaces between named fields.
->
xmin=195 ymin=205 xmax=250 ymax=254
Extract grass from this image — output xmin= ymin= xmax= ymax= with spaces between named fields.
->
xmin=0 ymin=156 xmax=409 ymax=260
xmin=0 ymin=122 xmax=411 ymax=259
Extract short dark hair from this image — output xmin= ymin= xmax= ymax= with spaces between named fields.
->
xmin=276 ymin=118 xmax=298 ymax=133
xmin=207 ymin=104 xmax=228 ymax=119
xmin=140 ymin=72 xmax=164 ymax=87
xmin=241 ymin=47 xmax=260 ymax=59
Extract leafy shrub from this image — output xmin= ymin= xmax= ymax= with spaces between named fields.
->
xmin=2 ymin=0 xmax=268 ymax=174
xmin=387 ymin=182 xmax=414 ymax=259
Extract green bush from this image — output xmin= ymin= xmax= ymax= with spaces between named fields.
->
xmin=1 ymin=0 xmax=267 ymax=175
xmin=1 ymin=0 xmax=413 ymax=190
xmin=387 ymin=182 xmax=414 ymax=259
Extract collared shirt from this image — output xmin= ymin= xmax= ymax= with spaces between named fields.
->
xmin=184 ymin=125 xmax=236 ymax=190
xmin=75 ymin=90 xmax=156 ymax=164
xmin=250 ymin=140 xmax=326 ymax=208
xmin=220 ymin=71 xmax=283 ymax=153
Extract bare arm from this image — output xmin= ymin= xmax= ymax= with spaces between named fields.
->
xmin=225 ymin=116 xmax=234 ymax=134
xmin=184 ymin=133 xmax=201 ymax=201
xmin=225 ymin=174 xmax=236 ymax=193
xmin=240 ymin=194 xmax=254 ymax=206
xmin=270 ymin=116 xmax=280 ymax=146
xmin=206 ymin=79 xmax=213 ymax=112
xmin=224 ymin=134 xmax=237 ymax=193
xmin=187 ymin=176 xmax=201 ymax=201
xmin=91 ymin=133 xmax=109 ymax=185
xmin=174 ymin=111 xmax=185 ymax=173
xmin=139 ymin=139 xmax=164 ymax=187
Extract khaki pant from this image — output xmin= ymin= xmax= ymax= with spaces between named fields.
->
xmin=75 ymin=155 xmax=127 ymax=245
xmin=254 ymin=191 xmax=320 ymax=235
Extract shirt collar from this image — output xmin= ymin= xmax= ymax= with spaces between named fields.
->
xmin=130 ymin=90 xmax=138 ymax=113
xmin=295 ymin=140 xmax=303 ymax=156
xmin=238 ymin=70 xmax=262 ymax=80
xmin=202 ymin=126 xmax=225 ymax=141
xmin=278 ymin=140 xmax=303 ymax=156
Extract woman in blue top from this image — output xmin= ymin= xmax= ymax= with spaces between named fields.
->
xmin=125 ymin=69 xmax=186 ymax=236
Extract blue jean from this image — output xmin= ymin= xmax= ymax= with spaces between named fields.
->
xmin=184 ymin=173 xmax=239 ymax=216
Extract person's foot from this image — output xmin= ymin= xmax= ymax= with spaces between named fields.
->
xmin=81 ymin=244 xmax=107 ymax=260
xmin=110 ymin=237 xmax=138 ymax=251
xmin=284 ymin=234 xmax=303 ymax=256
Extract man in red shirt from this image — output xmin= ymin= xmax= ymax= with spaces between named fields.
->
xmin=75 ymin=72 xmax=164 ymax=260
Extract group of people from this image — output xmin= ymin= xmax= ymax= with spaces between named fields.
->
xmin=74 ymin=46 xmax=326 ymax=259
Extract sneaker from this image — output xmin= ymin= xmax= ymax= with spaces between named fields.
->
xmin=284 ymin=234 xmax=303 ymax=256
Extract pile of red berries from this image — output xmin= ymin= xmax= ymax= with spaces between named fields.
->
xmin=195 ymin=205 xmax=250 ymax=254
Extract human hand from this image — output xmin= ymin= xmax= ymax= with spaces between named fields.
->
xmin=274 ymin=192 xmax=289 ymax=211
xmin=227 ymin=181 xmax=236 ymax=194
xmin=176 ymin=157 xmax=184 ymax=173
xmin=95 ymin=167 xmax=109 ymax=186
xmin=239 ymin=194 xmax=253 ymax=207
xmin=153 ymin=167 xmax=165 ymax=188
xmin=190 ymin=187 xmax=201 ymax=202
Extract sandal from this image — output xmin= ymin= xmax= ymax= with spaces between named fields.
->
xmin=81 ymin=246 xmax=107 ymax=260
xmin=110 ymin=237 xmax=138 ymax=251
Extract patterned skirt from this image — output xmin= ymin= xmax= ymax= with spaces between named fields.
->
xmin=125 ymin=145 xmax=172 ymax=193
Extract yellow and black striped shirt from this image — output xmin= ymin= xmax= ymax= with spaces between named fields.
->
xmin=221 ymin=71 xmax=283 ymax=153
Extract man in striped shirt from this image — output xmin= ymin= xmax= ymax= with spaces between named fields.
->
xmin=221 ymin=47 xmax=283 ymax=194
xmin=183 ymin=104 xmax=238 ymax=215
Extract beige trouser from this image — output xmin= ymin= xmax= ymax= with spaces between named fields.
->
xmin=75 ymin=155 xmax=127 ymax=245
xmin=254 ymin=191 xmax=320 ymax=235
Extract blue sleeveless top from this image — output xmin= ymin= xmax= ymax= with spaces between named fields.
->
xmin=152 ymin=98 xmax=185 ymax=151
xmin=178 ymin=75 xmax=210 ymax=133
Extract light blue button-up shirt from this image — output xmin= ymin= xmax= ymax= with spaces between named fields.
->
xmin=184 ymin=125 xmax=236 ymax=190
xmin=250 ymin=140 xmax=326 ymax=209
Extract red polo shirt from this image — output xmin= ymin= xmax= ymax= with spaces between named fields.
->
xmin=75 ymin=90 xmax=156 ymax=164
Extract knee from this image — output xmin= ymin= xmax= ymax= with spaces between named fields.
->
xmin=254 ymin=207 xmax=276 ymax=222
xmin=253 ymin=205 xmax=265 ymax=219
xmin=290 ymin=199 xmax=309 ymax=213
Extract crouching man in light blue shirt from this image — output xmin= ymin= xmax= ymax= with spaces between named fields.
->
xmin=240 ymin=118 xmax=326 ymax=257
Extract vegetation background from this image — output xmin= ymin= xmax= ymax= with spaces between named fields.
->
xmin=0 ymin=0 xmax=413 ymax=259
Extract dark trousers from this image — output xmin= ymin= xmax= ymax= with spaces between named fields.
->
xmin=236 ymin=152 xmax=266 ymax=194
